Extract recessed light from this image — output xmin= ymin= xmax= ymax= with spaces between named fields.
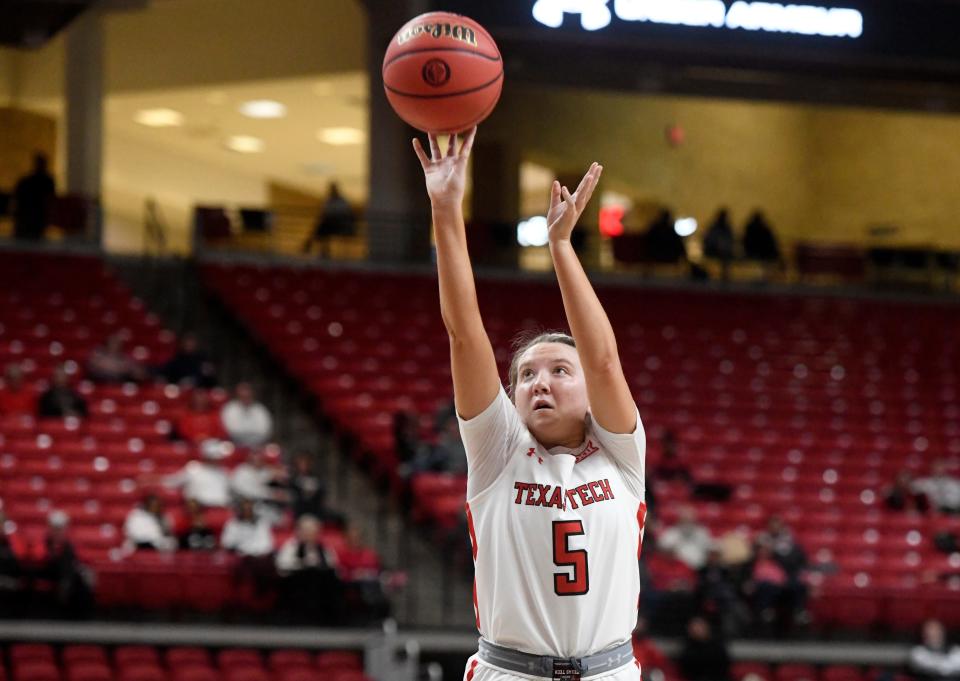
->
xmin=224 ymin=135 xmax=265 ymax=153
xmin=316 ymin=127 xmax=365 ymax=145
xmin=239 ymin=99 xmax=287 ymax=119
xmin=134 ymin=108 xmax=184 ymax=127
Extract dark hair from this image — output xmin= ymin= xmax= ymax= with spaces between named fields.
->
xmin=507 ymin=331 xmax=576 ymax=400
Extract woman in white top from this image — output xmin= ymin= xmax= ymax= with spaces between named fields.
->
xmin=413 ymin=129 xmax=645 ymax=680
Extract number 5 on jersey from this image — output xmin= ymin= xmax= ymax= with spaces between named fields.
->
xmin=552 ymin=520 xmax=589 ymax=596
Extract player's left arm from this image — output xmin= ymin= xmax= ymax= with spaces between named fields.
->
xmin=546 ymin=163 xmax=636 ymax=436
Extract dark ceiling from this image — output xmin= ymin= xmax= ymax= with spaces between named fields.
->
xmin=0 ymin=0 xmax=96 ymax=49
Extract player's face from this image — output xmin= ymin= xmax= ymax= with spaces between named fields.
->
xmin=514 ymin=342 xmax=589 ymax=447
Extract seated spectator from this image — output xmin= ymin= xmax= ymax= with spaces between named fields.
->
xmin=86 ymin=333 xmax=146 ymax=383
xmin=287 ymin=452 xmax=344 ymax=527
xmin=677 ymin=616 xmax=732 ymax=681
xmin=161 ymin=439 xmax=231 ymax=508
xmin=123 ymin=495 xmax=176 ymax=552
xmin=655 ymin=429 xmax=692 ymax=483
xmin=884 ymin=470 xmax=930 ymax=513
xmin=34 ymin=511 xmax=93 ymax=616
xmin=179 ymin=501 xmax=217 ymax=551
xmin=221 ymin=382 xmax=273 ymax=447
xmin=646 ymin=209 xmax=687 ymax=264
xmin=231 ymin=448 xmax=287 ymax=506
xmin=37 ymin=365 xmax=88 ymax=419
xmin=913 ymin=460 xmax=960 ymax=514
xmin=631 ymin=615 xmax=678 ymax=681
xmin=275 ymin=515 xmax=343 ymax=623
xmin=745 ymin=543 xmax=789 ymax=628
xmin=406 ymin=415 xmax=467 ymax=477
xmin=697 ymin=547 xmax=748 ymax=637
xmin=754 ymin=516 xmax=809 ymax=627
xmin=155 ymin=333 xmax=216 ymax=387
xmin=659 ymin=507 xmax=714 ymax=570
xmin=393 ymin=411 xmax=422 ymax=468
xmin=0 ymin=507 xmax=27 ymax=614
xmin=220 ymin=498 xmax=274 ymax=558
xmin=909 ymin=619 xmax=960 ymax=681
xmin=742 ymin=210 xmax=781 ymax=263
xmin=703 ymin=208 xmax=736 ymax=274
xmin=0 ymin=363 xmax=36 ymax=416
xmin=174 ymin=390 xmax=226 ymax=443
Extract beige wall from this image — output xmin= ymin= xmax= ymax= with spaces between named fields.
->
xmin=0 ymin=107 xmax=57 ymax=190
xmin=14 ymin=0 xmax=367 ymax=100
xmin=487 ymin=85 xmax=960 ymax=252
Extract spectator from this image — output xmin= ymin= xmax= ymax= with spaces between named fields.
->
xmin=155 ymin=333 xmax=216 ymax=387
xmin=703 ymin=208 xmax=736 ymax=279
xmin=220 ymin=499 xmax=274 ymax=557
xmin=37 ymin=365 xmax=88 ymax=419
xmin=697 ymin=547 xmax=748 ymax=637
xmin=0 ymin=363 xmax=36 ymax=416
xmin=287 ymin=452 xmax=344 ymax=527
xmin=884 ymin=470 xmax=930 ymax=513
xmin=230 ymin=448 xmax=286 ymax=506
xmin=0 ymin=507 xmax=26 ymax=613
xmin=677 ymin=616 xmax=732 ymax=681
xmin=221 ymin=382 xmax=273 ymax=447
xmin=179 ymin=501 xmax=217 ymax=551
xmin=12 ymin=152 xmax=55 ymax=241
xmin=659 ymin=507 xmax=714 ymax=570
xmin=174 ymin=390 xmax=226 ymax=444
xmin=275 ymin=515 xmax=343 ymax=623
xmin=742 ymin=210 xmax=781 ymax=262
xmin=34 ymin=511 xmax=93 ymax=617
xmin=394 ymin=411 xmax=424 ymax=476
xmin=909 ymin=619 xmax=960 ymax=681
xmin=631 ymin=615 xmax=678 ymax=681
xmin=161 ymin=439 xmax=232 ymax=508
xmin=655 ymin=429 xmax=692 ymax=483
xmin=646 ymin=209 xmax=687 ymax=264
xmin=123 ymin=495 xmax=176 ymax=552
xmin=755 ymin=516 xmax=809 ymax=627
xmin=86 ymin=333 xmax=146 ymax=384
xmin=745 ymin=543 xmax=789 ymax=629
xmin=913 ymin=460 xmax=960 ymax=514
xmin=302 ymin=182 xmax=357 ymax=256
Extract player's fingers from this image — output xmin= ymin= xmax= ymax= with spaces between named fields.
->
xmin=577 ymin=165 xmax=602 ymax=209
xmin=549 ymin=180 xmax=561 ymax=209
xmin=446 ymin=132 xmax=457 ymax=157
xmin=459 ymin=126 xmax=477 ymax=157
xmin=412 ymin=138 xmax=430 ymax=169
xmin=574 ymin=162 xmax=596 ymax=198
xmin=561 ymin=185 xmax=575 ymax=208
xmin=428 ymin=134 xmax=442 ymax=160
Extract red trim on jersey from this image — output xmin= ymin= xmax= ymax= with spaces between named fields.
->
xmin=466 ymin=659 xmax=478 ymax=680
xmin=636 ymin=502 xmax=647 ymax=559
xmin=465 ymin=502 xmax=481 ymax=630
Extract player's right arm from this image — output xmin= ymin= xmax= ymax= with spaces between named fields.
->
xmin=413 ymin=128 xmax=500 ymax=420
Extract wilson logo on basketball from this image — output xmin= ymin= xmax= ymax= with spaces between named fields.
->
xmin=397 ymin=22 xmax=478 ymax=47
xmin=421 ymin=59 xmax=451 ymax=87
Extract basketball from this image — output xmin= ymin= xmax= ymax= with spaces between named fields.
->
xmin=382 ymin=11 xmax=503 ymax=134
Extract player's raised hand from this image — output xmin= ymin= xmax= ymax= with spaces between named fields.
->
xmin=412 ymin=127 xmax=477 ymax=210
xmin=546 ymin=162 xmax=602 ymax=245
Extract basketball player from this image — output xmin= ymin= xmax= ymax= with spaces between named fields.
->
xmin=413 ymin=127 xmax=645 ymax=681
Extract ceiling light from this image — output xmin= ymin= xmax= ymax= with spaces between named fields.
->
xmin=134 ymin=108 xmax=184 ymax=127
xmin=674 ymin=217 xmax=698 ymax=237
xmin=239 ymin=99 xmax=287 ymax=119
xmin=316 ymin=127 xmax=365 ymax=145
xmin=224 ymin=135 xmax=265 ymax=153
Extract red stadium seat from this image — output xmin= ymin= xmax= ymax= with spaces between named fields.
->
xmin=116 ymin=667 xmax=166 ymax=681
xmin=775 ymin=664 xmax=819 ymax=681
xmin=314 ymin=652 xmax=362 ymax=672
xmin=62 ymin=648 xmax=108 ymax=666
xmin=732 ymin=663 xmax=773 ymax=681
xmin=821 ymin=666 xmax=864 ymax=681
xmin=221 ymin=670 xmax=268 ymax=681
xmin=113 ymin=648 xmax=160 ymax=669
xmin=167 ymin=667 xmax=218 ymax=681
xmin=216 ymin=651 xmax=262 ymax=671
xmin=10 ymin=645 xmax=55 ymax=664
xmin=65 ymin=663 xmax=113 ymax=681
xmin=164 ymin=649 xmax=212 ymax=669
xmin=267 ymin=652 xmax=313 ymax=672
xmin=13 ymin=662 xmax=60 ymax=681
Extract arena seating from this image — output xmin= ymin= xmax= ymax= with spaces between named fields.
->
xmin=0 ymin=644 xmax=370 ymax=681
xmin=0 ymin=253 xmax=380 ymax=615
xmin=202 ymin=262 xmax=960 ymax=631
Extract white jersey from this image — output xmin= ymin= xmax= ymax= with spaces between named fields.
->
xmin=459 ymin=386 xmax=647 ymax=660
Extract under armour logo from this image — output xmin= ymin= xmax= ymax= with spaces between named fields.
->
xmin=532 ymin=0 xmax=613 ymax=31
xmin=526 ymin=447 xmax=543 ymax=464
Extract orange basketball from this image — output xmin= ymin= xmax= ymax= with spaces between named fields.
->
xmin=382 ymin=11 xmax=503 ymax=134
